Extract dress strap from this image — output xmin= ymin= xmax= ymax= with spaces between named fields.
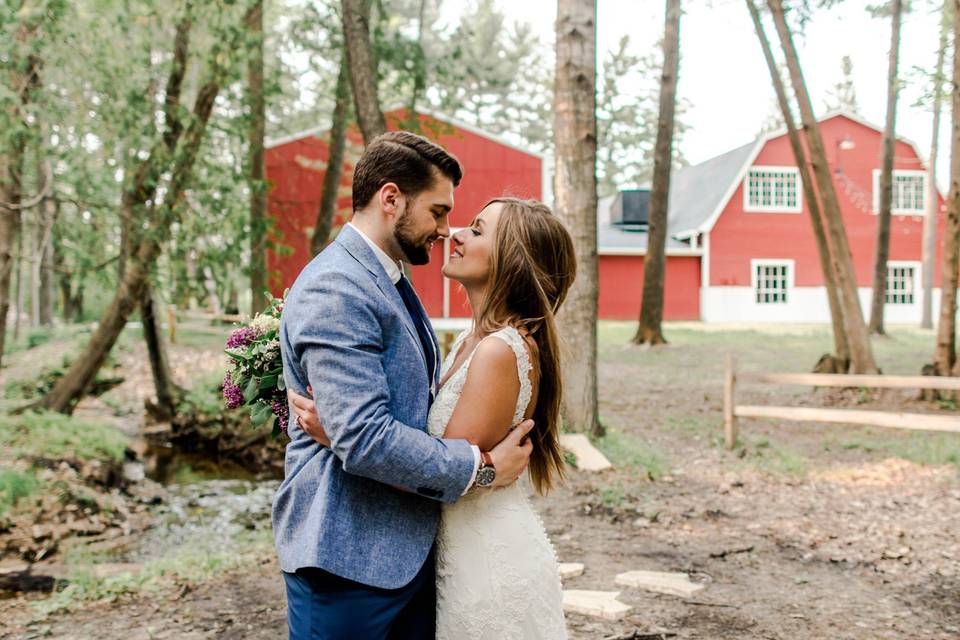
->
xmin=486 ymin=326 xmax=534 ymax=426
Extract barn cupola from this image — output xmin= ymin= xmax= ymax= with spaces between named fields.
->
xmin=610 ymin=189 xmax=650 ymax=231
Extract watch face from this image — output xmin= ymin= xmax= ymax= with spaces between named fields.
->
xmin=476 ymin=466 xmax=496 ymax=487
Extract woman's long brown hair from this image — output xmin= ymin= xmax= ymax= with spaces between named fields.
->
xmin=474 ymin=197 xmax=576 ymax=494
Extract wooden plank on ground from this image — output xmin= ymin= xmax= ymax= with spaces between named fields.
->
xmin=558 ymin=562 xmax=584 ymax=579
xmin=735 ymin=405 xmax=960 ymax=433
xmin=615 ymin=570 xmax=704 ymax=598
xmin=742 ymin=372 xmax=960 ymax=391
xmin=559 ymin=434 xmax=613 ymax=471
xmin=562 ymin=590 xmax=632 ymax=620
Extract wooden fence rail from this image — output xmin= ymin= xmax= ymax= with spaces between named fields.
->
xmin=723 ymin=354 xmax=960 ymax=450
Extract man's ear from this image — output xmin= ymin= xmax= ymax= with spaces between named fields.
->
xmin=379 ymin=183 xmax=403 ymax=218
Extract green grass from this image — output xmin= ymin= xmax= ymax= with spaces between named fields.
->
xmin=593 ymin=428 xmax=668 ymax=480
xmin=32 ymin=528 xmax=273 ymax=618
xmin=0 ymin=467 xmax=37 ymax=518
xmin=181 ymin=369 xmax=230 ymax=416
xmin=0 ymin=411 xmax=128 ymax=463
xmin=837 ymin=431 xmax=960 ymax=471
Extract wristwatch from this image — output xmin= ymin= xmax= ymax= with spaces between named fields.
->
xmin=475 ymin=451 xmax=496 ymax=488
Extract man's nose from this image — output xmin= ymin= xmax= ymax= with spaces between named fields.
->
xmin=436 ymin=217 xmax=450 ymax=238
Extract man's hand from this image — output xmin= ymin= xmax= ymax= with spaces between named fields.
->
xmin=487 ymin=419 xmax=534 ymax=488
xmin=288 ymin=386 xmax=331 ymax=448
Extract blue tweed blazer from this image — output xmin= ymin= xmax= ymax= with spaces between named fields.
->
xmin=272 ymin=224 xmax=476 ymax=589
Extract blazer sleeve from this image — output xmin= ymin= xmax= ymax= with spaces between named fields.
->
xmin=285 ymin=272 xmax=475 ymax=503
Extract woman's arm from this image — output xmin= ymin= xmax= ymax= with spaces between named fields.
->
xmin=442 ymin=336 xmax=529 ymax=451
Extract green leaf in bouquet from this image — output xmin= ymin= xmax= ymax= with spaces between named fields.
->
xmin=243 ymin=376 xmax=261 ymax=403
xmin=271 ymin=416 xmax=281 ymax=438
xmin=251 ymin=401 xmax=273 ymax=426
xmin=277 ymin=376 xmax=286 ymax=391
xmin=259 ymin=374 xmax=278 ymax=390
xmin=225 ymin=349 xmax=251 ymax=362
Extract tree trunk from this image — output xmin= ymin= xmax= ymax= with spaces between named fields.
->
xmin=634 ymin=0 xmax=681 ymax=346
xmin=311 ymin=54 xmax=351 ymax=256
xmin=38 ymin=196 xmax=54 ymax=326
xmin=0 ymin=33 xmax=41 ymax=366
xmin=341 ymin=0 xmax=386 ymax=143
xmin=247 ymin=0 xmax=268 ymax=314
xmin=554 ymin=0 xmax=602 ymax=436
xmin=868 ymin=0 xmax=903 ymax=335
xmin=922 ymin=3 xmax=949 ymax=330
xmin=141 ymin=284 xmax=182 ymax=419
xmin=746 ymin=0 xmax=849 ymax=370
xmin=768 ymin=0 xmax=879 ymax=374
xmin=37 ymin=47 xmax=223 ymax=413
xmin=934 ymin=1 xmax=960 ymax=375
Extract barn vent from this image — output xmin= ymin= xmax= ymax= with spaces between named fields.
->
xmin=611 ymin=189 xmax=650 ymax=230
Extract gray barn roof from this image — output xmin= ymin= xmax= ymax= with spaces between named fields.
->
xmin=667 ymin=140 xmax=759 ymax=237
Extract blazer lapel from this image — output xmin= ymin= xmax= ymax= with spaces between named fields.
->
xmin=337 ymin=227 xmax=430 ymax=381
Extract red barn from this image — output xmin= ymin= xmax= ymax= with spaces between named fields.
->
xmin=265 ymin=109 xmax=545 ymax=318
xmin=602 ymin=112 xmax=945 ymax=324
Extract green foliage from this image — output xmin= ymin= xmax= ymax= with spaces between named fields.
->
xmin=0 ymin=411 xmax=128 ymax=462
xmin=0 ymin=467 xmax=38 ymax=518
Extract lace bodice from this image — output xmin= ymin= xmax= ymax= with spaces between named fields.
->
xmin=428 ymin=325 xmax=533 ymax=438
xmin=427 ymin=325 xmax=567 ymax=640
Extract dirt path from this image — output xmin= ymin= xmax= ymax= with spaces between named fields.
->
xmin=4 ymin=324 xmax=960 ymax=638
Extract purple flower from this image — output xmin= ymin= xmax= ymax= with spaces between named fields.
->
xmin=227 ymin=326 xmax=260 ymax=349
xmin=223 ymin=371 xmax=244 ymax=410
xmin=272 ymin=399 xmax=289 ymax=434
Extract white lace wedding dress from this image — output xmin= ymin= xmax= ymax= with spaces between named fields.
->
xmin=428 ymin=326 xmax=567 ymax=640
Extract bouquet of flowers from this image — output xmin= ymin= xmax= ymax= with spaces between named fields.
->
xmin=222 ymin=295 xmax=288 ymax=436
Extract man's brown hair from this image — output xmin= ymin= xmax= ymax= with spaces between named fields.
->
xmin=351 ymin=131 xmax=463 ymax=212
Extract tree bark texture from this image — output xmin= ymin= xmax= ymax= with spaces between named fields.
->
xmin=38 ymin=196 xmax=54 ymax=326
xmin=634 ymin=0 xmax=681 ymax=347
xmin=554 ymin=0 xmax=602 ymax=436
xmin=247 ymin=0 xmax=268 ymax=314
xmin=768 ymin=0 xmax=879 ymax=374
xmin=0 ymin=36 xmax=41 ymax=365
xmin=141 ymin=283 xmax=182 ymax=419
xmin=311 ymin=54 xmax=351 ymax=256
xmin=934 ymin=0 xmax=960 ymax=375
xmin=341 ymin=0 xmax=386 ymax=143
xmin=868 ymin=0 xmax=903 ymax=335
xmin=922 ymin=3 xmax=949 ymax=330
xmin=746 ymin=0 xmax=849 ymax=370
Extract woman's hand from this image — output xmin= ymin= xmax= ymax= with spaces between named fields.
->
xmin=288 ymin=386 xmax=330 ymax=448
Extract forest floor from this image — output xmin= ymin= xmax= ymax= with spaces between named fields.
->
xmin=2 ymin=322 xmax=960 ymax=639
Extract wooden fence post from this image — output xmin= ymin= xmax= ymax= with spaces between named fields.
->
xmin=724 ymin=353 xmax=738 ymax=450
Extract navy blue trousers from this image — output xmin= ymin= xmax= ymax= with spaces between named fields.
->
xmin=283 ymin=550 xmax=435 ymax=640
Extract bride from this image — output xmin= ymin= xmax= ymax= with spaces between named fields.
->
xmin=290 ymin=197 xmax=575 ymax=639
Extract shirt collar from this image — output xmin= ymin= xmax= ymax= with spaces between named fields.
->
xmin=347 ymin=222 xmax=403 ymax=284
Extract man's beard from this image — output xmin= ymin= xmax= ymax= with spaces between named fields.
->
xmin=394 ymin=209 xmax=434 ymax=265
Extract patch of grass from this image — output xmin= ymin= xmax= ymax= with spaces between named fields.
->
xmin=181 ymin=369 xmax=230 ymax=416
xmin=593 ymin=429 xmax=668 ymax=480
xmin=32 ymin=529 xmax=273 ymax=618
xmin=0 ymin=467 xmax=37 ymax=518
xmin=870 ymin=432 xmax=960 ymax=471
xmin=599 ymin=482 xmax=628 ymax=509
xmin=0 ymin=411 xmax=128 ymax=463
xmin=738 ymin=437 xmax=808 ymax=477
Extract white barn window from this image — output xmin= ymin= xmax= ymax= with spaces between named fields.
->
xmin=744 ymin=167 xmax=801 ymax=213
xmin=872 ymin=170 xmax=926 ymax=215
xmin=885 ymin=263 xmax=917 ymax=305
xmin=752 ymin=260 xmax=792 ymax=304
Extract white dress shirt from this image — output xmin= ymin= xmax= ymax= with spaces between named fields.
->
xmin=347 ymin=223 xmax=481 ymax=492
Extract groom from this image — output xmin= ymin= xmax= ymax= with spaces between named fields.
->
xmin=274 ymin=131 xmax=535 ymax=640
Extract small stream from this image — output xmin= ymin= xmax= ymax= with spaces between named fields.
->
xmin=111 ymin=443 xmax=281 ymax=565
